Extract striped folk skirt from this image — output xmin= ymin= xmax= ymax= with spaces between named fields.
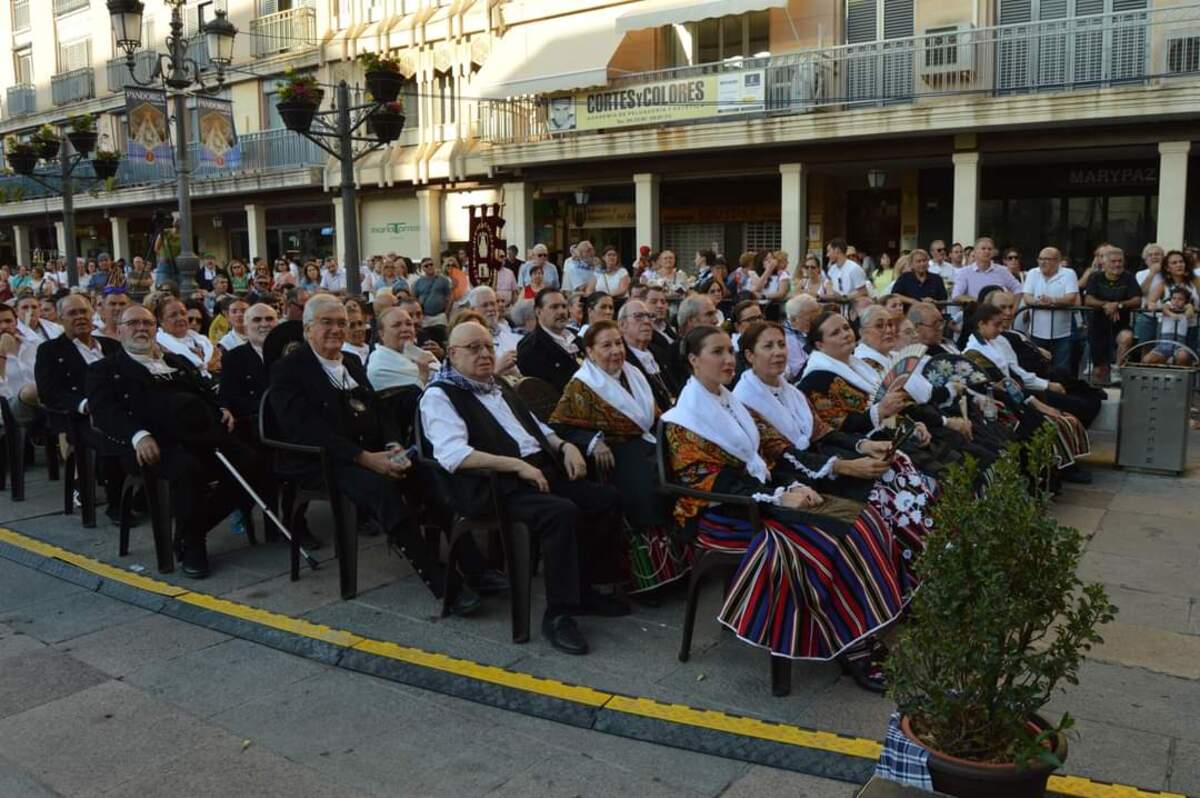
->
xmin=1045 ymin=412 xmax=1090 ymax=468
xmin=624 ymin=524 xmax=692 ymax=594
xmin=696 ymin=504 xmax=913 ymax=661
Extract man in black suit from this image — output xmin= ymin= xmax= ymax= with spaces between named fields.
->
xmin=516 ymin=288 xmax=582 ymax=394
xmin=643 ymin=285 xmax=677 ymax=366
xmin=35 ymin=294 xmax=123 ymax=522
xmin=218 ymin=302 xmax=277 ymax=440
xmin=86 ymin=305 xmax=267 ymax=577
xmin=268 ymin=294 xmax=494 ymax=615
xmin=617 ymin=299 xmax=676 ymax=409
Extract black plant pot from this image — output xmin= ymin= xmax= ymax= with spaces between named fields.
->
xmin=365 ymin=69 xmax=404 ymax=103
xmin=369 ymin=111 xmax=405 ymax=143
xmin=67 ymin=130 xmax=98 ymax=157
xmin=37 ymin=138 xmax=62 ymax=160
xmin=6 ymin=152 xmax=38 ymax=176
xmin=92 ymin=158 xmax=119 ymax=180
xmin=277 ymin=99 xmax=321 ymax=133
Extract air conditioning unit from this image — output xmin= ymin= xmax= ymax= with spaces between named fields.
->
xmin=920 ymin=24 xmax=975 ymax=83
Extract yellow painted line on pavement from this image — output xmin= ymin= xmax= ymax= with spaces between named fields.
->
xmin=0 ymin=526 xmax=1191 ymax=798
xmin=353 ymin=637 xmax=613 ymax=707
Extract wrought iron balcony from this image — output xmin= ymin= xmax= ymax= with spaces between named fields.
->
xmin=107 ymin=51 xmax=160 ymax=92
xmin=51 ymin=67 xmax=96 ymax=105
xmin=251 ymin=7 xmax=317 ymax=58
xmin=6 ymin=84 xmax=36 ymax=118
xmin=478 ymin=3 xmax=1200 ymax=144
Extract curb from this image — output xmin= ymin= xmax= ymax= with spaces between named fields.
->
xmin=0 ymin=527 xmax=1187 ymax=798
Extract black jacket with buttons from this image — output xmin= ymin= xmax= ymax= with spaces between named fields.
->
xmin=85 ymin=349 xmax=221 ymax=450
xmin=268 ymin=344 xmax=397 ymax=466
xmin=218 ymin=344 xmax=266 ymax=423
xmin=515 ymin=324 xmax=581 ymax=395
xmin=34 ymin=334 xmax=121 ymax=433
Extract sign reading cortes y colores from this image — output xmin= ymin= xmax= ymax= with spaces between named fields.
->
xmin=546 ymin=70 xmax=765 ymax=133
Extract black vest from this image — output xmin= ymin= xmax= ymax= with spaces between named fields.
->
xmin=427 ymin=381 xmax=558 ymax=519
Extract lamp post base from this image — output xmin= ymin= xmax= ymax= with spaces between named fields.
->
xmin=175 ymin=252 xmax=200 ymax=295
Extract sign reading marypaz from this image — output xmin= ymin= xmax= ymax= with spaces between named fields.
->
xmin=546 ymin=70 xmax=765 ymax=133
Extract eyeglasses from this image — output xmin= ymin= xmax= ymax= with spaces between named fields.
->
xmin=1005 ymin=255 xmax=1021 ymax=261
xmin=629 ymin=312 xmax=655 ymax=321
xmin=120 ymin=319 xmax=155 ymax=328
xmin=452 ymin=342 xmax=494 ymax=355
xmin=740 ymin=313 xmax=765 ymax=324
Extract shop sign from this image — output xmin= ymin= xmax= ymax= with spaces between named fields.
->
xmin=578 ymin=203 xmax=636 ymax=226
xmin=661 ymin=202 xmax=779 ymax=223
xmin=1066 ymin=166 xmax=1157 ymax=188
xmin=546 ymin=70 xmax=765 ymax=133
xmin=368 ymin=222 xmax=421 ymax=236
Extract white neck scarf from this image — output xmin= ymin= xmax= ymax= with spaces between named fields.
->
xmin=573 ymin=359 xmax=656 ymax=444
xmin=662 ymin=377 xmax=770 ymax=483
xmin=854 ymin=342 xmax=891 ymax=372
xmin=156 ymin=328 xmax=207 ymax=370
xmin=965 ymin=335 xmax=1007 ymax=374
xmin=627 ymin=344 xmax=660 ymax=375
xmin=732 ymin=369 xmax=814 ymax=451
xmin=801 ymin=349 xmax=881 ymax=396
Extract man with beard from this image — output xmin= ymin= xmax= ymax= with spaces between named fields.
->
xmin=86 ymin=305 xmax=266 ymax=577
xmin=516 ymin=288 xmax=582 ymax=393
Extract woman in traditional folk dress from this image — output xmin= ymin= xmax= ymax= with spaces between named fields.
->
xmin=549 ymin=321 xmax=689 ymax=593
xmin=663 ymin=326 xmax=912 ymax=692
xmin=732 ymin=321 xmax=937 ymax=563
xmin=964 ymin=304 xmax=1090 ymax=470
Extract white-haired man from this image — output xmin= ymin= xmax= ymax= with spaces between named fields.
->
xmin=517 ymin=244 xmax=559 ymax=289
xmin=468 ymin=285 xmax=522 ymax=364
xmin=783 ymin=294 xmax=820 ymax=381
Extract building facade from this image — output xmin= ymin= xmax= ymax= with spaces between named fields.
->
xmin=0 ymin=0 xmax=1196 ymax=273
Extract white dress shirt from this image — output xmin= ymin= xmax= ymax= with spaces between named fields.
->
xmin=341 ymin=341 xmax=371 ymax=367
xmin=492 ymin=323 xmax=522 ymax=358
xmin=314 ymin=350 xmax=358 ymax=390
xmin=320 ymin=269 xmax=346 ymax=292
xmin=627 ymin=344 xmax=661 ymax=375
xmin=218 ymin=329 xmax=246 ymax=350
xmin=1020 ymin=268 xmax=1078 ymax=340
xmin=827 ymin=260 xmax=867 ymax=295
xmin=71 ymin=338 xmax=106 ymax=413
xmin=0 ymin=340 xmax=37 ymax=400
xmin=419 ymin=385 xmax=554 ymax=473
xmin=17 ymin=319 xmax=63 ymax=344
xmin=991 ymin=334 xmax=1049 ymax=392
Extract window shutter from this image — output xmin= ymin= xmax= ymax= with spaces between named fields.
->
xmin=882 ymin=0 xmax=914 ymax=39
xmin=260 ymin=0 xmax=279 ymax=15
xmin=846 ymin=0 xmax=877 ymax=44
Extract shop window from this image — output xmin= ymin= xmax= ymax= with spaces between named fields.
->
xmin=663 ymin=224 xmax=725 ymax=264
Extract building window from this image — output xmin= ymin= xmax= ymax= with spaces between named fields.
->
xmin=436 ymin=73 xmax=456 ymax=125
xmin=743 ymin=221 xmax=781 ymax=253
xmin=663 ymin=224 xmax=725 ymax=262
xmin=1167 ymin=34 xmax=1200 ymax=74
xmin=12 ymin=0 xmax=30 ymax=32
xmin=263 ymin=71 xmax=315 ymax=129
xmin=662 ymin=10 xmax=771 ymax=67
xmin=57 ymin=38 xmax=92 ymax=74
xmin=14 ymin=47 xmax=32 ymax=85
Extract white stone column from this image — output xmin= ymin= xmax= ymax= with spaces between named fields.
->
xmin=1157 ymin=141 xmax=1191 ymax=250
xmin=332 ymin=197 xmax=351 ymax=269
xmin=12 ymin=225 xmax=31 ymax=267
xmin=245 ymin=203 xmax=269 ymax=265
xmin=780 ymin=163 xmax=807 ymax=264
xmin=951 ymin=152 xmax=981 ymax=246
xmin=109 ymin=216 xmax=130 ymax=263
xmin=634 ymin=173 xmax=660 ymax=252
xmin=417 ymin=187 xmax=443 ymax=260
xmin=502 ymin=181 xmax=534 ymax=255
xmin=54 ymin=221 xmax=67 ymax=258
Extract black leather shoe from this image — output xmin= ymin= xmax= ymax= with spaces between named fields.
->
xmin=839 ymin=654 xmax=886 ymax=694
xmin=447 ymin=586 xmax=482 ymax=617
xmin=577 ymin=589 xmax=632 ymax=617
xmin=180 ymin=541 xmax=210 ymax=579
xmin=542 ymin=613 xmax=589 ymax=655
xmin=467 ymin=569 xmax=510 ymax=595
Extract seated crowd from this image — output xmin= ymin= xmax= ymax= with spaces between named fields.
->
xmin=2 ymin=231 xmax=1147 ymax=693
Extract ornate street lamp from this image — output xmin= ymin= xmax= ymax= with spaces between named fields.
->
xmin=107 ymin=0 xmax=237 ymax=293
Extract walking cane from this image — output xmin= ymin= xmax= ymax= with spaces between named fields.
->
xmin=213 ymin=449 xmax=320 ymax=571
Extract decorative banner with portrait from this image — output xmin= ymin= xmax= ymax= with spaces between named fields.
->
xmin=124 ymin=87 xmax=171 ymax=164
xmin=467 ymin=204 xmax=506 ymax=288
xmin=196 ymin=96 xmax=240 ymax=170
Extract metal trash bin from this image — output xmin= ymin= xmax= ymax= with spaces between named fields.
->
xmin=1115 ymin=345 xmax=1195 ymax=474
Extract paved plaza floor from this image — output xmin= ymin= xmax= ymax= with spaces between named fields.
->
xmin=0 ymin=430 xmax=1197 ymax=796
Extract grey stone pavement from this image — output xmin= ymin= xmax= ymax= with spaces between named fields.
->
xmin=0 ymin=429 xmax=1198 ymax=795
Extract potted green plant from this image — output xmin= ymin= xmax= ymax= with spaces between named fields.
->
xmin=885 ymin=429 xmax=1116 ymax=798
xmin=33 ymin=124 xmax=62 ymax=160
xmin=360 ymin=51 xmax=404 ymax=103
xmin=368 ymin=100 xmax=405 ymax=143
xmin=5 ymin=136 xmax=39 ymax=176
xmin=275 ymin=68 xmax=324 ymax=133
xmin=67 ymin=114 xmax=98 ymax=157
xmin=91 ymin=148 xmax=121 ymax=180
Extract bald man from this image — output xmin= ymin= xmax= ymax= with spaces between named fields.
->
xmin=219 ymin=303 xmax=278 ymax=438
xmin=419 ymin=321 xmax=628 ymax=655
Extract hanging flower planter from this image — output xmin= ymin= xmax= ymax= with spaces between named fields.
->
xmin=277 ymin=100 xmax=321 ymax=133
xmin=36 ymin=138 xmax=61 ymax=160
xmin=67 ymin=130 xmax=98 ymax=157
xmin=6 ymin=151 xmax=38 ymax=176
xmin=92 ymin=151 xmax=121 ymax=180
xmin=369 ymin=101 xmax=405 ymax=143
xmin=360 ymin=52 xmax=404 ymax=103
xmin=275 ymin=69 xmax=324 ymax=133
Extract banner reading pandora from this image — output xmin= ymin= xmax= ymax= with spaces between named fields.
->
xmin=545 ymin=70 xmax=765 ymax=133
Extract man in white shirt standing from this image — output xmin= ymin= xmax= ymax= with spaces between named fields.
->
xmin=419 ymin=321 xmax=629 ymax=655
xmin=928 ymin=239 xmax=956 ymax=294
xmin=1020 ymin=246 xmax=1078 ymax=372
xmin=561 ymin=240 xmax=596 ymax=293
xmin=824 ymin=238 xmax=869 ymax=301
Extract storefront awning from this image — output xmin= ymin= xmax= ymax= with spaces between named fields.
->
xmin=474 ymin=5 xmax=629 ymax=99
xmin=616 ymin=0 xmax=788 ymax=32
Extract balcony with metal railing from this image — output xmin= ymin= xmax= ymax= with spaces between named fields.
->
xmin=13 ymin=0 xmax=30 ymax=31
xmin=478 ymin=3 xmax=1200 ymax=145
xmin=52 ymin=0 xmax=89 ymax=16
xmin=107 ymin=51 xmax=161 ymax=92
xmin=51 ymin=67 xmax=96 ymax=105
xmin=251 ymin=7 xmax=317 ymax=58
xmin=6 ymin=84 xmax=36 ymax=118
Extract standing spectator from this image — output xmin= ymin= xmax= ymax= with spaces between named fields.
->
xmin=1002 ymin=249 xmax=1026 ymax=283
xmin=522 ymin=260 xmax=548 ymax=301
xmin=95 ymin=287 xmax=131 ymax=339
xmin=587 ymin=246 xmax=630 ymax=299
xmin=127 ymin=256 xmax=154 ymax=296
xmin=871 ymin=252 xmax=895 ymax=295
xmin=320 ymin=258 xmax=346 ymax=293
xmin=561 ymin=240 xmax=597 ymax=292
xmin=413 ymin=257 xmax=452 ymax=345
xmin=1020 ymin=246 xmax=1078 ymax=372
xmin=641 ymin=249 xmax=690 ymax=293
xmin=952 ymin=237 xmax=1023 ymax=303
xmin=749 ymin=250 xmax=790 ymax=302
xmin=87 ymin=254 xmax=114 ymax=292
xmin=443 ymin=254 xmax=471 ymax=305
xmin=299 ymin=262 xmax=322 ymax=293
xmin=794 ymin=253 xmax=831 ymax=297
xmin=824 ymin=238 xmax=868 ymax=300
xmin=272 ymin=258 xmax=297 ymax=291
xmin=228 ymin=260 xmax=251 ymax=295
xmin=517 ymin=244 xmax=560 ymax=288
xmin=892 ymin=248 xmax=946 ymax=306
xmin=1084 ymin=246 xmax=1142 ymax=382
xmin=494 ymin=254 xmax=518 ymax=306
